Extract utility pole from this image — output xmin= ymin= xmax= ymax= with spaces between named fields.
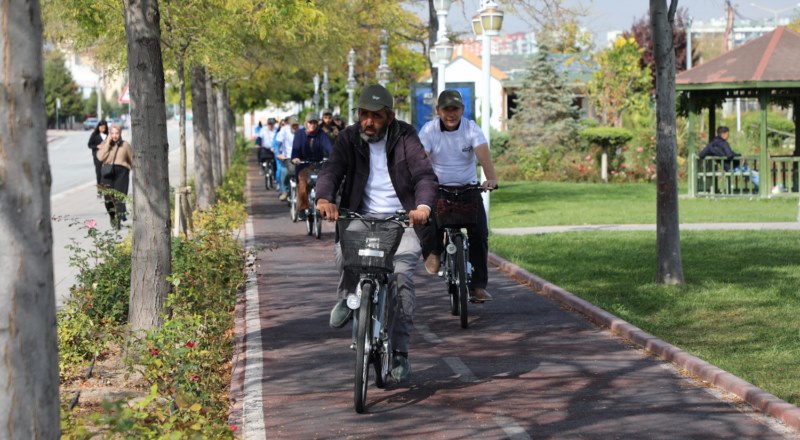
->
xmin=723 ymin=0 xmax=735 ymax=52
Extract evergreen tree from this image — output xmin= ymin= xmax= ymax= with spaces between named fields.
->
xmin=43 ymin=51 xmax=82 ymax=126
xmin=508 ymin=45 xmax=581 ymax=174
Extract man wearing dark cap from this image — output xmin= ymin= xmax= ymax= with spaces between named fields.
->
xmin=291 ymin=113 xmax=333 ymax=220
xmin=418 ymin=89 xmax=498 ymax=302
xmin=316 ymin=84 xmax=438 ymax=381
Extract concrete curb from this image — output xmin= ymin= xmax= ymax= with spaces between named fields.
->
xmin=488 ymin=252 xmax=800 ymax=431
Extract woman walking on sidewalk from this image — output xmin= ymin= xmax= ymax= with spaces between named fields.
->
xmin=96 ymin=124 xmax=133 ymax=229
xmin=87 ymin=119 xmax=108 ymax=191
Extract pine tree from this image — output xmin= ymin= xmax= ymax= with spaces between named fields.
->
xmin=508 ymin=45 xmax=581 ymax=173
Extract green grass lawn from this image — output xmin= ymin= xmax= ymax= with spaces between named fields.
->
xmin=488 ymin=185 xmax=800 ymax=405
xmin=489 ymin=181 xmax=798 ymax=228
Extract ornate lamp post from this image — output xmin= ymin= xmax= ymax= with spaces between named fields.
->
xmin=313 ymin=73 xmax=320 ymax=114
xmin=433 ymin=0 xmax=452 ymax=96
xmin=346 ymin=48 xmax=357 ymax=125
xmin=322 ymin=67 xmax=329 ymax=111
xmin=377 ymin=29 xmax=392 ymax=87
xmin=473 ymin=0 xmax=503 ymax=225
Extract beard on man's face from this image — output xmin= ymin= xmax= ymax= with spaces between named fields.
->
xmin=359 ymin=123 xmax=388 ymax=143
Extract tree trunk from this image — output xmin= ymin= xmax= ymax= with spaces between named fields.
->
xmin=191 ymin=65 xmax=214 ymax=210
xmin=216 ymin=87 xmax=229 ymax=177
xmin=206 ymin=74 xmax=222 ymax=188
xmin=651 ymin=0 xmax=685 ymax=285
xmin=0 ymin=2 xmax=60 ymax=436
xmin=123 ymin=0 xmax=172 ymax=330
xmin=176 ymin=52 xmax=192 ymax=236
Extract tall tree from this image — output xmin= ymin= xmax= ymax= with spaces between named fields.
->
xmin=507 ymin=45 xmax=581 ymax=173
xmin=191 ymin=65 xmax=215 ymax=210
xmin=0 ymin=1 xmax=60 ymax=436
xmin=123 ymin=0 xmax=172 ymax=330
xmin=43 ymin=52 xmax=83 ymax=126
xmin=587 ymin=35 xmax=651 ymax=127
xmin=625 ymin=7 xmax=699 ymax=90
xmin=651 ymin=0 xmax=684 ymax=285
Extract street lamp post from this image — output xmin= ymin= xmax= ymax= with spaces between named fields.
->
xmin=322 ymin=67 xmax=329 ymax=111
xmin=377 ymin=29 xmax=392 ymax=88
xmin=433 ymin=0 xmax=452 ymax=96
xmin=313 ymin=73 xmax=320 ymax=114
xmin=346 ymin=49 xmax=357 ymax=125
xmin=473 ymin=0 xmax=503 ymax=226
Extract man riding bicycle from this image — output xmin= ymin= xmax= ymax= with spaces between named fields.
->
xmin=258 ymin=117 xmax=278 ymax=171
xmin=291 ymin=112 xmax=333 ymax=221
xmin=273 ymin=115 xmax=300 ymax=201
xmin=418 ymin=90 xmax=499 ymax=302
xmin=316 ymin=84 xmax=438 ymax=381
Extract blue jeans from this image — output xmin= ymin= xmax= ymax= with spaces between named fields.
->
xmin=276 ymin=159 xmax=287 ymax=194
xmin=735 ymin=165 xmax=759 ymax=189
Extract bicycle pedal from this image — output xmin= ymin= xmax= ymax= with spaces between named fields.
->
xmin=349 ymin=343 xmax=356 ymax=350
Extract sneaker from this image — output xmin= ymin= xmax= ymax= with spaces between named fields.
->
xmin=329 ymin=299 xmax=352 ymax=329
xmin=279 ymin=192 xmax=288 ymax=201
xmin=298 ymin=211 xmax=307 ymax=221
xmin=391 ymin=352 xmax=411 ymax=381
xmin=469 ymin=287 xmax=493 ymax=302
xmin=424 ymin=253 xmax=441 ymax=275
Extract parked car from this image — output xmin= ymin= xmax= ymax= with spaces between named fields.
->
xmin=83 ymin=117 xmax=99 ymax=130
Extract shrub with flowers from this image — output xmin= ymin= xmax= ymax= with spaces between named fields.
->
xmin=59 ymin=137 xmax=250 ymax=438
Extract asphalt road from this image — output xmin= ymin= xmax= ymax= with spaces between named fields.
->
xmin=48 ymin=120 xmax=193 ymax=305
xmin=234 ymin=156 xmax=797 ymax=439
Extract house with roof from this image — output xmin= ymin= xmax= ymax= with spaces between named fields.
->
xmin=677 ymin=25 xmax=800 ymax=198
xmin=412 ymin=47 xmax=596 ymax=132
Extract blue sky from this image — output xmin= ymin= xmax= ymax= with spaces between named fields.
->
xmin=421 ymin=0 xmax=800 ymax=45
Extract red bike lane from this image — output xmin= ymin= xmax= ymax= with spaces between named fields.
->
xmin=232 ymin=155 xmax=793 ymax=439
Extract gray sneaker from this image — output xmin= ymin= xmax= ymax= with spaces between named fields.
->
xmin=329 ymin=299 xmax=352 ymax=329
xmin=391 ymin=352 xmax=411 ymax=381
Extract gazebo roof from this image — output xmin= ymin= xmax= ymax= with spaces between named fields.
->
xmin=677 ymin=26 xmax=800 ymax=91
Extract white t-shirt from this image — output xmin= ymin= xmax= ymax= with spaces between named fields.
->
xmin=361 ymin=136 xmax=403 ymax=215
xmin=274 ymin=127 xmax=295 ymax=157
xmin=418 ymin=116 xmax=487 ymax=186
xmin=260 ymin=127 xmax=277 ymax=148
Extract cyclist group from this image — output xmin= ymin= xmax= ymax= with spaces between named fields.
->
xmin=256 ymin=84 xmax=498 ymax=384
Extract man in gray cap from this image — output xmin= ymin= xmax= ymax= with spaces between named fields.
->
xmin=320 ymin=108 xmax=340 ymax=142
xmin=417 ymin=89 xmax=498 ymax=302
xmin=316 ymin=84 xmax=438 ymax=381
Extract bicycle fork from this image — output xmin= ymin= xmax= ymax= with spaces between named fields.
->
xmin=349 ymin=278 xmax=388 ymax=351
xmin=444 ymin=230 xmax=473 ymax=284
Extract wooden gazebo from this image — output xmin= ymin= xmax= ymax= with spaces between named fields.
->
xmin=677 ymin=26 xmax=800 ymax=198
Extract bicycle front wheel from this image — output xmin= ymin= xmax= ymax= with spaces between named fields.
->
xmin=290 ymin=187 xmax=298 ymax=222
xmin=374 ymin=283 xmax=392 ymax=388
xmin=314 ymin=212 xmax=322 ymax=239
xmin=354 ymin=281 xmax=373 ymax=413
xmin=455 ymin=234 xmax=469 ymax=329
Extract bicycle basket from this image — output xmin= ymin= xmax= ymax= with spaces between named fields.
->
xmin=435 ymin=187 xmax=481 ymax=228
xmin=338 ymin=217 xmax=404 ymax=273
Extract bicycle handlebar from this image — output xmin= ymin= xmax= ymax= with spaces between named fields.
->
xmin=337 ymin=208 xmax=410 ymax=226
xmin=438 ymin=183 xmax=498 ymax=195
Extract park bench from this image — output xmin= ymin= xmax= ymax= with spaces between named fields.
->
xmin=695 ymin=155 xmax=758 ymax=196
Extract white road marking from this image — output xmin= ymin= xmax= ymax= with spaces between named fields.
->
xmin=242 ymin=179 xmax=267 ymax=439
xmin=415 ymin=323 xmax=443 ymax=344
xmin=443 ymin=356 xmax=478 ymax=383
xmin=493 ymin=414 xmax=532 ymax=440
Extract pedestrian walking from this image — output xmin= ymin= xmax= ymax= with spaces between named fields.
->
xmin=96 ymin=124 xmax=133 ymax=229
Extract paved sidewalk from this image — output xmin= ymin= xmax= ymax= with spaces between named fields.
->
xmin=232 ymin=154 xmax=799 ymax=439
xmin=494 ymin=222 xmax=800 ymax=235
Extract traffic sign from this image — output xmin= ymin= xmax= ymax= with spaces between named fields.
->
xmin=119 ymin=83 xmax=130 ymax=104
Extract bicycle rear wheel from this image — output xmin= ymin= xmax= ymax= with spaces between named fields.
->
xmin=354 ymin=281 xmax=373 ymax=413
xmin=454 ymin=235 xmax=469 ymax=329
